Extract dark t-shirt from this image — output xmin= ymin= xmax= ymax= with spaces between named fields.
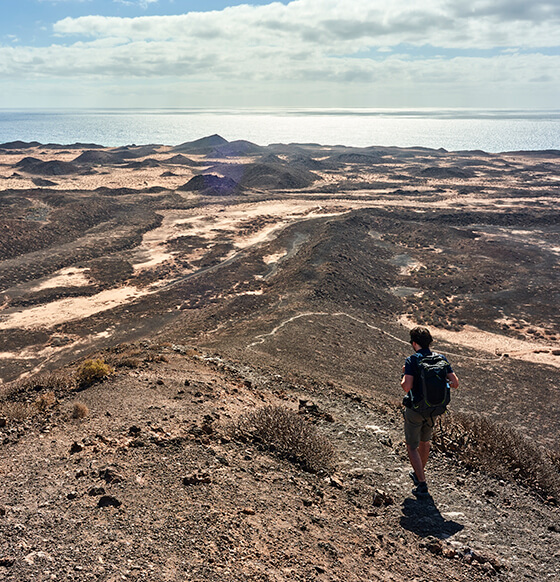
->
xmin=403 ymin=348 xmax=453 ymax=406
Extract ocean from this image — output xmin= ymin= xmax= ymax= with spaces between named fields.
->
xmin=0 ymin=108 xmax=559 ymax=153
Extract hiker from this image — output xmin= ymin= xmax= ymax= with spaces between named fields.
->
xmin=401 ymin=326 xmax=459 ymax=497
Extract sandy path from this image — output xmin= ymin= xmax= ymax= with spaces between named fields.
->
xmin=0 ymin=287 xmax=147 ymax=330
xmin=398 ymin=315 xmax=560 ymax=368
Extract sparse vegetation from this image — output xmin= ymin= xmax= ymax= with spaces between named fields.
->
xmin=75 ymin=358 xmax=114 ymax=388
xmin=233 ymin=405 xmax=336 ymax=473
xmin=433 ymin=412 xmax=560 ymax=500
xmin=72 ymin=401 xmax=89 ymax=419
xmin=0 ymin=401 xmax=32 ymax=422
xmin=34 ymin=390 xmax=56 ymax=412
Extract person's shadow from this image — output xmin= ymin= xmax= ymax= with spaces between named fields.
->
xmin=400 ymin=494 xmax=464 ymax=539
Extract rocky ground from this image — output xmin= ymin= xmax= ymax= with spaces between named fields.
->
xmin=1 ymin=345 xmax=559 ymax=582
xmin=1 ymin=136 xmax=559 ymax=580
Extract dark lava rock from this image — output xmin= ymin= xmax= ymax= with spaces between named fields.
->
xmin=212 ymin=140 xmax=263 ymax=158
xmin=177 ymin=174 xmax=240 ymax=196
xmin=19 ymin=159 xmax=83 ymax=176
xmin=99 ymin=467 xmax=124 ymax=484
xmin=32 ymin=178 xmax=58 ymax=187
xmin=0 ymin=141 xmax=41 ymax=149
xmin=124 ymin=158 xmax=161 ymax=169
xmin=97 ymin=495 xmax=122 ymax=508
xmin=183 ymin=472 xmax=212 ymax=486
xmin=72 ymin=150 xmax=120 ymax=164
xmin=0 ymin=557 xmax=15 ymax=567
xmin=420 ymin=166 xmax=474 ymax=179
xmin=171 ymin=134 xmax=229 ymax=155
xmin=88 ymin=486 xmax=106 ymax=496
xmin=69 ymin=442 xmax=83 ymax=454
xmin=163 ymin=154 xmax=202 ymax=166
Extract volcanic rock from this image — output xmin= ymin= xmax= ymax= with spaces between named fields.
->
xmin=177 ymin=174 xmax=240 ymax=196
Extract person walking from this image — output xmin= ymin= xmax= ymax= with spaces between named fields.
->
xmin=401 ymin=326 xmax=459 ymax=497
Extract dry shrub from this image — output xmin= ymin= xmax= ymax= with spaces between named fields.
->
xmin=433 ymin=412 xmax=560 ymax=500
xmin=0 ymin=401 xmax=32 ymax=422
xmin=116 ymin=357 xmax=143 ymax=369
xmin=72 ymin=402 xmax=89 ymax=419
xmin=34 ymin=390 xmax=56 ymax=412
xmin=38 ymin=370 xmax=75 ymax=392
xmin=105 ymin=343 xmax=168 ymax=368
xmin=75 ymin=359 xmax=114 ymax=388
xmin=233 ymin=405 xmax=336 ymax=473
xmin=2 ymin=370 xmax=75 ymax=400
xmin=145 ymin=353 xmax=168 ymax=363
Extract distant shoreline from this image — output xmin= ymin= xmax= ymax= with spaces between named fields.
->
xmin=1 ymin=109 xmax=559 ymax=152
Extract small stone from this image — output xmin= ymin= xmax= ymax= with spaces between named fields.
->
xmin=372 ymin=489 xmax=394 ymax=507
xmin=328 ymin=476 xmax=344 ymax=489
xmin=97 ymin=495 xmax=122 ymax=508
xmin=156 ymin=379 xmax=164 ymax=386
xmin=67 ymin=491 xmax=78 ymax=500
xmin=183 ymin=472 xmax=211 ymax=486
xmin=302 ymin=499 xmax=313 ymax=507
xmin=184 ymin=379 xmax=190 ymax=386
xmin=442 ymin=546 xmax=456 ymax=559
xmin=128 ymin=426 xmax=141 ymax=436
xmin=88 ymin=487 xmax=106 ymax=496
xmin=426 ymin=540 xmax=443 ymax=555
xmin=241 ymin=508 xmax=255 ymax=515
xmin=99 ymin=467 xmax=123 ymax=484
xmin=0 ymin=557 xmax=15 ymax=568
xmin=0 ymin=418 xmax=6 ymax=428
xmin=0 ymin=507 xmax=6 ymax=517
xmin=69 ymin=442 xmax=83 ymax=454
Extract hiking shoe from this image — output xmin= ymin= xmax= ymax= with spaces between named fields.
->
xmin=409 ymin=471 xmax=420 ymax=486
xmin=412 ymin=482 xmax=429 ymax=498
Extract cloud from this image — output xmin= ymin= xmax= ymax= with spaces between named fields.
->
xmin=114 ymin=0 xmax=159 ymax=8
xmin=2 ymin=0 xmax=559 ymax=108
xmin=50 ymin=0 xmax=560 ymax=49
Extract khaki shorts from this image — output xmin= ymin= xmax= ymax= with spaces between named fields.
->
xmin=403 ymin=407 xmax=435 ymax=449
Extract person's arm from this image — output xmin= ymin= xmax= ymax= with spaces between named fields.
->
xmin=447 ymin=372 xmax=459 ymax=389
xmin=401 ymin=369 xmax=414 ymax=393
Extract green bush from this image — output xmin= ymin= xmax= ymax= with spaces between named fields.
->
xmin=234 ymin=405 xmax=336 ymax=473
xmin=75 ymin=359 xmax=114 ymax=388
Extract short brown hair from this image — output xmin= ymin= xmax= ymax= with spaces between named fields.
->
xmin=410 ymin=326 xmax=433 ymax=349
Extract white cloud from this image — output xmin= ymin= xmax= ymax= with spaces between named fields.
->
xmin=50 ymin=0 xmax=560 ymax=49
xmin=2 ymin=0 xmax=559 ymax=108
xmin=114 ymin=0 xmax=159 ymax=8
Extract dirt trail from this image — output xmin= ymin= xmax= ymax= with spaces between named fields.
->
xmin=1 ymin=349 xmax=558 ymax=581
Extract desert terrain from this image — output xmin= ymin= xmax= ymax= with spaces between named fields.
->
xmin=0 ymin=135 xmax=559 ymax=581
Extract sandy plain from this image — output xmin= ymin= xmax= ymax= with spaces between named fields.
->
xmin=1 ymin=139 xmax=558 ymax=379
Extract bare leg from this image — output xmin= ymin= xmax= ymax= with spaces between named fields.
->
xmin=406 ymin=444 xmax=426 ymax=483
xmin=419 ymin=441 xmax=430 ymax=471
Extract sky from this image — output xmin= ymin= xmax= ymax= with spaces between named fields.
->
xmin=1 ymin=0 xmax=559 ymax=109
